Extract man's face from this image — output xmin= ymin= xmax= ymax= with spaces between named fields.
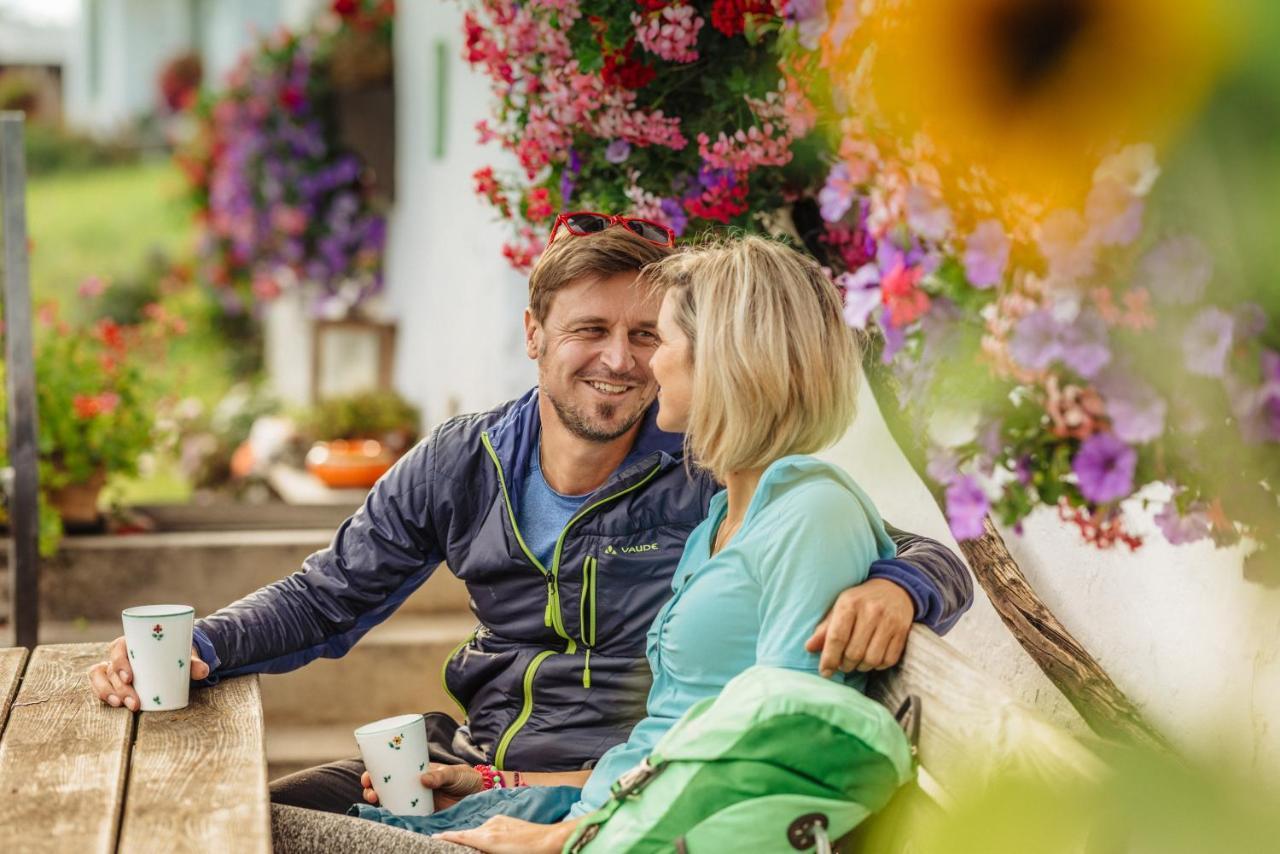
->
xmin=525 ymin=271 xmax=661 ymax=443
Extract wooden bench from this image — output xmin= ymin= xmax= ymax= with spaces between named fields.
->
xmin=0 ymin=643 xmax=271 ymax=853
xmin=272 ymin=627 xmax=1101 ymax=853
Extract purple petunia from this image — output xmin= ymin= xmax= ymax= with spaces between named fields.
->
xmin=1153 ymin=500 xmax=1211 ymax=546
xmin=945 ymin=476 xmax=989 ymax=541
xmin=1095 ymin=369 xmax=1166 ymax=444
xmin=1072 ymin=432 xmax=1137 ymax=504
xmin=1038 ymin=209 xmax=1096 ymax=283
xmin=837 ymin=263 xmax=881 ymax=329
xmin=1085 ymin=179 xmax=1144 ymax=247
xmin=1182 ymin=307 xmax=1235 ymax=378
xmin=604 ymin=139 xmax=632 ymax=164
xmin=1139 ymin=235 xmax=1212 ymax=306
xmin=1009 ymin=308 xmax=1111 ymax=378
xmin=963 ymin=219 xmax=1009 ymax=288
xmin=905 ymin=184 xmax=952 ymax=242
xmin=818 ymin=162 xmax=857 ymax=223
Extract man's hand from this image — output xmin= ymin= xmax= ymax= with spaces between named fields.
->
xmin=87 ymin=636 xmax=209 ymax=711
xmin=805 ymin=578 xmax=914 ymax=677
xmin=361 ymin=763 xmax=484 ymax=811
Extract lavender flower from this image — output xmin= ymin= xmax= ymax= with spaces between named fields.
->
xmin=1009 ymin=308 xmax=1111 ymax=378
xmin=945 ymin=476 xmax=989 ymax=540
xmin=604 ymin=139 xmax=632 ymax=164
xmin=819 ymin=162 xmax=856 ymax=222
xmin=1085 ymin=180 xmax=1144 ymax=247
xmin=659 ymin=198 xmax=688 ymax=237
xmin=837 ymin=263 xmax=881 ymax=329
xmin=1139 ymin=236 xmax=1212 ymax=306
xmin=1182 ymin=307 xmax=1235 ymax=378
xmin=1038 ymin=209 xmax=1096 ymax=282
xmin=1095 ymin=369 xmax=1166 ymax=444
xmin=1154 ymin=500 xmax=1211 ymax=545
xmin=905 ymin=184 xmax=952 ymax=242
xmin=1072 ymin=432 xmax=1137 ymax=504
xmin=963 ymin=219 xmax=1009 ymax=288
xmin=785 ymin=0 xmax=830 ymax=50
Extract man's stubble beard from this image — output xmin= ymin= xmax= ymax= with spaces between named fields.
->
xmin=545 ymin=386 xmax=650 ymax=443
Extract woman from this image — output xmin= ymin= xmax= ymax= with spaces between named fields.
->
xmin=383 ymin=235 xmax=895 ymax=851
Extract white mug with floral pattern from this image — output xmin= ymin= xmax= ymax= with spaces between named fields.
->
xmin=121 ymin=604 xmax=195 ymax=712
xmin=354 ymin=713 xmax=434 ymax=816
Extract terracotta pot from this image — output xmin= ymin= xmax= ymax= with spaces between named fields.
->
xmin=48 ymin=470 xmax=107 ymax=525
xmin=305 ymin=439 xmax=395 ymax=489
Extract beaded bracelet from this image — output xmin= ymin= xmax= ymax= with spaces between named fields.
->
xmin=474 ymin=764 xmax=506 ymax=790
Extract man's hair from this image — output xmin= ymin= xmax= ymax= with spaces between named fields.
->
xmin=528 ymin=226 xmax=675 ymax=324
xmin=639 ymin=235 xmax=862 ymax=481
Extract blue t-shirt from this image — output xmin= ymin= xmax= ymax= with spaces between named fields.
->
xmin=517 ymin=442 xmax=590 ymax=569
xmin=569 ymin=455 xmax=897 ymax=816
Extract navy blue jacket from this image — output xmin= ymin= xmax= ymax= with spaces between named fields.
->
xmin=193 ymin=389 xmax=972 ymax=770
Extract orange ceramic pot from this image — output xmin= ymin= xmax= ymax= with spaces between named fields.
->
xmin=305 ymin=439 xmax=395 ymax=489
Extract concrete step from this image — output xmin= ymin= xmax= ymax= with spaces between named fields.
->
xmin=259 ymin=613 xmax=477 ymax=730
xmin=265 ymin=724 xmax=362 ymax=782
xmin=0 ymin=529 xmax=471 ymax=623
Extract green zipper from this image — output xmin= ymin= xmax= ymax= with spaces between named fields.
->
xmin=579 ymin=556 xmax=598 ymax=688
xmin=481 ymin=432 xmax=576 ymax=652
xmin=494 ymin=649 xmax=556 ymax=769
xmin=440 ymin=630 xmax=477 ymax=717
xmin=482 ymin=430 xmax=663 ymax=766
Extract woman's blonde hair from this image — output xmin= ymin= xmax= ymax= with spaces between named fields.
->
xmin=641 ymin=235 xmax=862 ymax=480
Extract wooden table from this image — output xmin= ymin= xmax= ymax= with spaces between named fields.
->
xmin=0 ymin=643 xmax=271 ymax=852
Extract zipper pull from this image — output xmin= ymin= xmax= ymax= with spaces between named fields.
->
xmin=582 ymin=649 xmax=592 ymax=689
xmin=544 ymin=576 xmax=555 ymax=627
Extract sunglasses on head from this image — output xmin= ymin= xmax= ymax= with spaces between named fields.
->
xmin=549 ymin=211 xmax=676 ymax=248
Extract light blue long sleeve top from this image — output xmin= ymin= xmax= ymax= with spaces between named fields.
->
xmin=569 ymin=455 xmax=896 ymax=816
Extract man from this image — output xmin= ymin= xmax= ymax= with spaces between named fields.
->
xmin=88 ymin=215 xmax=972 ymax=814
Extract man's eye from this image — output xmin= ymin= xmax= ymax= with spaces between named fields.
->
xmin=578 ymin=327 xmax=606 ymax=335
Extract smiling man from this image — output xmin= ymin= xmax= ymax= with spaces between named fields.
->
xmin=87 ymin=214 xmax=972 ymax=815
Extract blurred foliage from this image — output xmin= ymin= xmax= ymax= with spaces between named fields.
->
xmin=885 ymin=746 xmax=1280 ymax=854
xmin=22 ymin=123 xmax=140 ymax=177
xmin=298 ymin=389 xmax=421 ymax=452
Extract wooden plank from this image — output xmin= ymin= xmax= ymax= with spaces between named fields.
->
xmin=0 ymin=646 xmax=29 ymax=733
xmin=2 ymin=112 xmax=42 ymax=651
xmin=0 ymin=643 xmax=133 ymax=853
xmin=118 ymin=675 xmax=270 ymax=854
xmin=867 ymin=627 xmax=1104 ymax=796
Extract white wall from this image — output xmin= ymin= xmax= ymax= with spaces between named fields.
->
xmin=383 ymin=0 xmax=534 ymax=426
xmin=821 ymin=383 xmax=1280 ymax=782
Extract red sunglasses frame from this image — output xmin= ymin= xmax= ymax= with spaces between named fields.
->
xmin=549 ymin=211 xmax=676 ymax=248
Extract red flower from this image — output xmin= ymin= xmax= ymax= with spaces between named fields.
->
xmin=96 ymin=318 xmax=126 ymax=352
xmin=279 ymin=84 xmax=306 ymax=113
xmin=331 ymin=0 xmax=359 ymax=17
xmin=525 ymin=188 xmax=554 ymax=222
xmin=635 ymin=0 xmax=670 ymax=10
xmin=880 ymin=260 xmax=930 ymax=327
xmin=710 ymin=0 xmax=773 ymax=38
xmin=73 ymin=395 xmax=102 ymax=419
xmin=601 ymin=41 xmax=656 ymax=90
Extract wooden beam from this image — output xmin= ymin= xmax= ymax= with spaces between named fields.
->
xmin=0 ymin=643 xmax=133 ymax=853
xmin=117 ymin=675 xmax=270 ymax=854
xmin=867 ymin=627 xmax=1105 ymax=796
xmin=1 ymin=113 xmax=40 ymax=651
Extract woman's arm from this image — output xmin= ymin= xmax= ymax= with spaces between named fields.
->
xmin=361 ymin=765 xmax=591 ymax=809
xmin=436 ymin=815 xmax=583 ymax=854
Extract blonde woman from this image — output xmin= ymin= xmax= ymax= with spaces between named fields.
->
xmin=433 ymin=235 xmax=897 ymax=852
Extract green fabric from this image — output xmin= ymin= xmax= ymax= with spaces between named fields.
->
xmin=564 ymin=665 xmax=914 ymax=853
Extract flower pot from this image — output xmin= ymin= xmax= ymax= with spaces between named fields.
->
xmin=305 ymin=439 xmax=395 ymax=489
xmin=49 ymin=470 xmax=107 ymax=525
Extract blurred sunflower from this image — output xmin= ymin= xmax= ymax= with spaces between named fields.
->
xmin=822 ymin=0 xmax=1238 ymax=230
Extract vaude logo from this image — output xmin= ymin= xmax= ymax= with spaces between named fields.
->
xmin=604 ymin=543 xmax=658 ymax=556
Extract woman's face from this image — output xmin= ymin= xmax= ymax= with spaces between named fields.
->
xmin=651 ymin=291 xmax=693 ymax=433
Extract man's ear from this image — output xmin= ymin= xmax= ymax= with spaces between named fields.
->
xmin=523 ymin=307 xmax=541 ymax=360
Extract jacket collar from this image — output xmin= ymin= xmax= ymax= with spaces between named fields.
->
xmin=486 ymin=387 xmax=684 ymax=508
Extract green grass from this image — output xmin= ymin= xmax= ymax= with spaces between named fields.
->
xmin=25 ymin=159 xmax=245 ymax=505
xmin=26 ymin=158 xmax=195 ymax=315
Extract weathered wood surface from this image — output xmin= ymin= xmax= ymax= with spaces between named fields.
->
xmin=118 ymin=674 xmax=270 ymax=854
xmin=0 ymin=646 xmax=28 ymax=731
xmin=957 ymin=517 xmax=1168 ymax=750
xmin=0 ymin=643 xmax=133 ymax=853
xmin=868 ymin=626 xmax=1104 ymax=797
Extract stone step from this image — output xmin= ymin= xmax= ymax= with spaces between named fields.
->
xmin=265 ymin=724 xmax=362 ymax=782
xmin=0 ymin=529 xmax=471 ymax=622
xmin=259 ymin=613 xmax=477 ymax=730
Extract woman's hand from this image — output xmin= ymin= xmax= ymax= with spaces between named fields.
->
xmin=361 ymin=762 xmax=485 ymax=811
xmin=436 ymin=815 xmax=580 ymax=854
